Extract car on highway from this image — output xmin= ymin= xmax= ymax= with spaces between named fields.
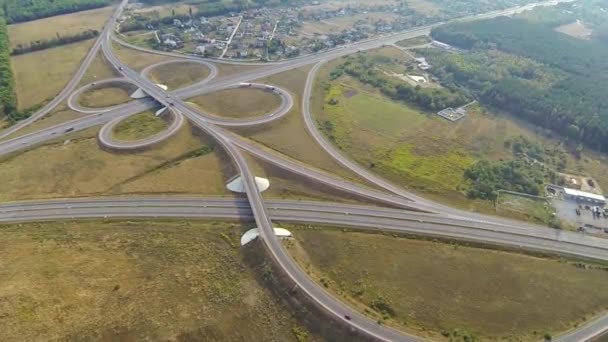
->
xmin=344 ymin=314 xmax=351 ymax=320
xmin=64 ymin=127 xmax=74 ymax=133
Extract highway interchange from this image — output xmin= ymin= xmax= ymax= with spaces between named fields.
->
xmin=0 ymin=0 xmax=604 ymax=340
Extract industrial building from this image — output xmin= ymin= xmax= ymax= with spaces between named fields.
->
xmin=562 ymin=187 xmax=606 ymax=205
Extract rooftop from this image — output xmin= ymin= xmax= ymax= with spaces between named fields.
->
xmin=563 ymin=187 xmax=606 ymax=202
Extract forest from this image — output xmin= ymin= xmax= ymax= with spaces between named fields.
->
xmin=331 ymin=55 xmax=470 ymax=112
xmin=0 ymin=0 xmax=111 ymax=23
xmin=428 ymin=17 xmax=608 ymax=153
xmin=0 ymin=13 xmax=17 ymax=121
xmin=464 ymin=136 xmax=563 ymax=201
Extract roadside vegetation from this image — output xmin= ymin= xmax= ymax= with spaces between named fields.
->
xmin=286 ymin=226 xmax=608 ymax=341
xmin=0 ymin=14 xmax=18 ymax=122
xmin=113 ymin=111 xmax=168 ymax=141
xmin=11 ymin=29 xmax=99 ymax=55
xmin=329 ymin=52 xmax=469 ymax=112
xmin=0 ymin=220 xmax=313 ymax=341
xmin=188 ymin=88 xmax=282 ymax=119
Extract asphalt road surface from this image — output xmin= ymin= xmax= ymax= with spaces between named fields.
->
xmin=0 ymin=0 xmax=603 ymax=340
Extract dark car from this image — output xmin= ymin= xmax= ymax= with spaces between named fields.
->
xmin=344 ymin=314 xmax=351 ymax=320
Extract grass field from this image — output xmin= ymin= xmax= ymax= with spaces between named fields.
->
xmin=79 ymin=52 xmax=120 ymax=86
xmin=215 ymin=62 xmax=263 ymax=78
xmin=0 ymin=124 xmax=236 ymax=201
xmin=244 ymin=153 xmax=373 ymax=205
xmin=79 ymin=84 xmax=136 ymax=108
xmin=188 ymin=88 xmax=282 ymax=119
xmin=148 ymin=61 xmax=211 ymax=90
xmin=7 ymin=6 xmax=114 ymax=50
xmin=496 ymin=191 xmax=554 ymax=224
xmin=113 ymin=111 xmax=168 ymax=141
xmin=12 ymin=39 xmax=96 ymax=110
xmin=231 ymin=66 xmax=373 ymax=184
xmin=287 ymin=227 xmax=608 ymax=341
xmin=112 ymin=42 xmax=172 ymax=71
xmin=313 ymin=48 xmax=608 ymax=214
xmin=0 ymin=220 xmax=312 ymax=341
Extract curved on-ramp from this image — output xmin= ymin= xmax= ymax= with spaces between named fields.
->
xmin=68 ymin=77 xmax=138 ymax=114
xmin=98 ymin=107 xmax=184 ymax=151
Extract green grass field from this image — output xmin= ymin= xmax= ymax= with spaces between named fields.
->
xmin=79 ymin=84 xmax=136 ymax=108
xmin=188 ymin=88 xmax=281 ymax=119
xmin=287 ymin=227 xmax=608 ymax=341
xmin=12 ymin=39 xmax=96 ymax=110
xmin=231 ymin=66 xmax=374 ymax=184
xmin=148 ymin=61 xmax=211 ymax=90
xmin=496 ymin=191 xmax=555 ymax=224
xmin=314 ymin=48 xmax=608 ymax=214
xmin=0 ymin=220 xmax=312 ymax=341
xmin=7 ymin=6 xmax=114 ymax=50
xmin=113 ymin=111 xmax=168 ymax=141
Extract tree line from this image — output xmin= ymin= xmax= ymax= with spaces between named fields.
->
xmin=11 ymin=29 xmax=99 ymax=55
xmin=0 ymin=0 xmax=111 ymax=24
xmin=0 ymin=13 xmax=17 ymax=121
xmin=429 ymin=17 xmax=608 ymax=153
xmin=331 ymin=55 xmax=469 ymax=112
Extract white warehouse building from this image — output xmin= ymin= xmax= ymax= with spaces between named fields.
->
xmin=563 ymin=187 xmax=606 ymax=205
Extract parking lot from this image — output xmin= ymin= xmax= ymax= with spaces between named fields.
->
xmin=551 ymin=193 xmax=608 ymax=235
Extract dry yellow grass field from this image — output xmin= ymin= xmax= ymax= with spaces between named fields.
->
xmin=117 ymin=146 xmax=234 ymax=196
xmin=215 ymin=62 xmax=263 ymax=78
xmin=188 ymin=88 xmax=282 ymax=119
xmin=79 ymin=84 xmax=135 ymax=108
xmin=7 ymin=6 xmax=114 ymax=50
xmin=0 ymin=125 xmax=218 ymax=201
xmin=79 ymin=52 xmax=120 ymax=86
xmin=12 ymin=39 xmax=95 ymax=110
xmin=232 ymin=66 xmax=370 ymax=183
xmin=288 ymin=227 xmax=608 ymax=341
xmin=0 ymin=220 xmax=312 ymax=341
xmin=148 ymin=61 xmax=211 ymax=89
xmin=112 ymin=42 xmax=172 ymax=71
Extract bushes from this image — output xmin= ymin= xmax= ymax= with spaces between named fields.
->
xmin=0 ymin=16 xmax=18 ymax=120
xmin=333 ymin=55 xmax=470 ymax=112
xmin=11 ymin=29 xmax=99 ymax=55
